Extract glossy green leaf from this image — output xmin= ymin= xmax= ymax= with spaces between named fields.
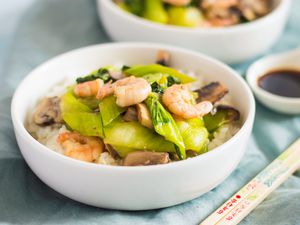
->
xmin=125 ymin=64 xmax=195 ymax=84
xmin=99 ymin=95 xmax=127 ymax=126
xmin=145 ymin=93 xmax=186 ymax=159
xmin=143 ymin=0 xmax=168 ymax=24
xmin=176 ymin=118 xmax=208 ymax=154
xmin=104 ymin=120 xmax=175 ymax=157
xmin=168 ymin=7 xmax=203 ymax=27
xmin=60 ymin=90 xmax=103 ymax=137
xmin=203 ymin=106 xmax=240 ymax=133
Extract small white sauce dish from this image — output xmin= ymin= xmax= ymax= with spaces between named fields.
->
xmin=246 ymin=47 xmax=300 ymax=114
xmin=97 ymin=0 xmax=290 ymax=64
xmin=11 ymin=43 xmax=255 ymax=210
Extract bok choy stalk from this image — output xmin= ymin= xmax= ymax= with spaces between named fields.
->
xmin=99 ymin=95 xmax=127 ymax=126
xmin=76 ymin=67 xmax=111 ymax=84
xmin=118 ymin=0 xmax=144 ymax=16
xmin=203 ymin=106 xmax=240 ymax=133
xmin=103 ymin=119 xmax=175 ymax=157
xmin=176 ymin=118 xmax=209 ymax=154
xmin=142 ymin=73 xmax=181 ymax=94
xmin=145 ymin=93 xmax=186 ymax=159
xmin=125 ymin=64 xmax=195 ymax=84
xmin=77 ymin=97 xmax=100 ymax=110
xmin=143 ymin=0 xmax=168 ymax=24
xmin=60 ymin=90 xmax=103 ymax=137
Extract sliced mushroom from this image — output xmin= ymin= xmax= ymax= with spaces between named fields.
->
xmin=196 ymin=82 xmax=229 ymax=104
xmin=156 ymin=50 xmax=171 ymax=66
xmin=136 ymin=103 xmax=153 ymax=129
xmin=123 ymin=107 xmax=138 ymax=122
xmin=238 ymin=0 xmax=270 ymax=21
xmin=186 ymin=150 xmax=199 ymax=158
xmin=105 ymin=144 xmax=120 ymax=159
xmin=123 ymin=151 xmax=170 ymax=166
xmin=215 ymin=105 xmax=240 ymax=121
xmin=33 ymin=97 xmax=62 ymax=126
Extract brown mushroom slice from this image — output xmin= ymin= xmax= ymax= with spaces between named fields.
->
xmin=156 ymin=50 xmax=171 ymax=67
xmin=33 ymin=96 xmax=62 ymax=126
xmin=105 ymin=144 xmax=120 ymax=159
xmin=238 ymin=0 xmax=270 ymax=21
xmin=196 ymin=82 xmax=229 ymax=104
xmin=123 ymin=107 xmax=138 ymax=122
xmin=136 ymin=103 xmax=153 ymax=129
xmin=123 ymin=151 xmax=170 ymax=166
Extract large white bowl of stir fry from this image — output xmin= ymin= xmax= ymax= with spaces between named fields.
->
xmin=12 ymin=43 xmax=255 ymax=210
xmin=98 ymin=0 xmax=290 ymax=63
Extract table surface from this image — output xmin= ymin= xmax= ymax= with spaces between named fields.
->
xmin=1 ymin=0 xmax=300 ymax=225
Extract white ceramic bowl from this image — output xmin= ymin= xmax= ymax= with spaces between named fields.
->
xmin=11 ymin=43 xmax=255 ymax=210
xmin=97 ymin=0 xmax=290 ymax=64
xmin=247 ymin=47 xmax=300 ymax=114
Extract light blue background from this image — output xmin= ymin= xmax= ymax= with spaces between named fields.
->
xmin=1 ymin=0 xmax=300 ymax=224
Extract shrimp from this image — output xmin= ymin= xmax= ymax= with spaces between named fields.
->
xmin=57 ymin=132 xmax=104 ymax=162
xmin=162 ymin=84 xmax=213 ymax=119
xmin=97 ymin=76 xmax=151 ymax=107
xmin=74 ymin=79 xmax=104 ymax=97
xmin=96 ymin=80 xmax=114 ymax=100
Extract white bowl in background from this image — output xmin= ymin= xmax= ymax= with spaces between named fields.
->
xmin=97 ymin=0 xmax=290 ymax=64
xmin=11 ymin=43 xmax=255 ymax=210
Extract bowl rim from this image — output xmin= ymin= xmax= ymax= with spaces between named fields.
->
xmin=11 ymin=42 xmax=255 ymax=171
xmin=99 ymin=0 xmax=288 ymax=34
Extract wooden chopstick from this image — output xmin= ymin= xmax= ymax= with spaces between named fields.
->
xmin=200 ymin=138 xmax=300 ymax=225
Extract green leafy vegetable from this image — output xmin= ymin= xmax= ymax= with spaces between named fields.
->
xmin=104 ymin=119 xmax=175 ymax=157
xmin=63 ymin=112 xmax=103 ymax=137
xmin=60 ymin=90 xmax=103 ymax=137
xmin=99 ymin=95 xmax=127 ymax=126
xmin=122 ymin=65 xmax=131 ymax=71
xmin=143 ymin=0 xmax=168 ymax=24
xmin=151 ymin=82 xmax=164 ymax=94
xmin=176 ymin=118 xmax=208 ymax=154
xmin=77 ymin=97 xmax=100 ymax=110
xmin=142 ymin=73 xmax=182 ymax=94
xmin=168 ymin=7 xmax=203 ymax=27
xmin=145 ymin=93 xmax=186 ymax=159
xmin=142 ymin=73 xmax=165 ymax=84
xmin=118 ymin=0 xmax=144 ymax=16
xmin=76 ymin=68 xmax=111 ymax=84
xmin=127 ymin=0 xmax=144 ymax=16
xmin=61 ymin=90 xmax=91 ymax=112
xmin=167 ymin=75 xmax=181 ymax=86
xmin=203 ymin=106 xmax=240 ymax=133
xmin=126 ymin=64 xmax=195 ymax=84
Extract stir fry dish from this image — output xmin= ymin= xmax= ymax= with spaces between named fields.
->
xmin=114 ymin=0 xmax=272 ymax=27
xmin=27 ymin=51 xmax=240 ymax=166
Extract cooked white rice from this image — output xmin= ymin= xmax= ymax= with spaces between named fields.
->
xmin=26 ymin=76 xmax=240 ymax=166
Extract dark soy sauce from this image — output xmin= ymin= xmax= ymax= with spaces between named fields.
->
xmin=258 ymin=69 xmax=300 ymax=98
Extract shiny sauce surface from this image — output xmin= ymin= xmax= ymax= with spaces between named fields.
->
xmin=258 ymin=69 xmax=300 ymax=98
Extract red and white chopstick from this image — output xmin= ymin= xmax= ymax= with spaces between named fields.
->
xmin=200 ymin=138 xmax=300 ymax=225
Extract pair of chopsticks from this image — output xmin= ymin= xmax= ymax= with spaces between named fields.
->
xmin=200 ymin=138 xmax=300 ymax=225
